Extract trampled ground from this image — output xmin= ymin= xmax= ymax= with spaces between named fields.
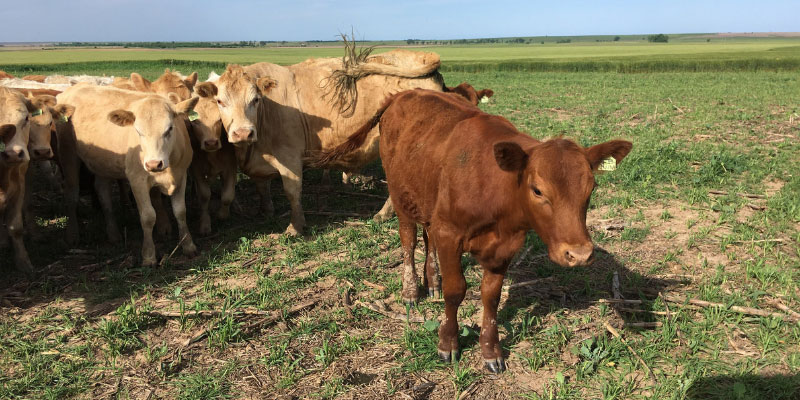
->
xmin=1 ymin=65 xmax=799 ymax=398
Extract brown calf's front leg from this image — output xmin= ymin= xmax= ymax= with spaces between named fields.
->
xmin=216 ymin=167 xmax=236 ymax=220
xmin=478 ymin=262 xmax=510 ymax=373
xmin=422 ymin=228 xmax=441 ymax=298
xmin=398 ymin=218 xmax=419 ymax=304
xmin=193 ymin=167 xmax=213 ymax=235
xmin=436 ymin=236 xmax=466 ymax=363
xmin=254 ymin=179 xmax=274 ymax=217
xmin=94 ymin=176 xmax=122 ymax=243
xmin=151 ymin=189 xmax=172 ymax=240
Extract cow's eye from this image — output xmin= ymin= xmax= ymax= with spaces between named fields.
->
xmin=531 ymin=186 xmax=542 ymax=196
xmin=216 ymin=99 xmax=226 ymax=107
xmin=164 ymin=126 xmax=172 ymax=137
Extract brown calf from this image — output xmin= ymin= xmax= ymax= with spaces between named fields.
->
xmin=314 ymin=89 xmax=631 ymax=373
xmin=445 ymin=82 xmax=494 ymax=106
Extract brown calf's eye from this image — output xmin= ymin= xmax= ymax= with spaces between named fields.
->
xmin=532 ymin=186 xmax=542 ymax=196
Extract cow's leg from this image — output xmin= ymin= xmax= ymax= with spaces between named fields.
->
xmin=217 ymin=168 xmax=236 ymax=220
xmin=373 ymin=197 xmax=395 ymax=222
xmin=6 ymin=170 xmax=34 ymax=274
xmin=23 ymin=164 xmax=39 ymax=239
xmin=398 ymin=217 xmax=419 ymax=305
xmin=478 ymin=261 xmax=510 ymax=373
xmin=118 ymin=179 xmax=132 ymax=208
xmin=94 ymin=176 xmax=122 ymax=243
xmin=435 ymin=234 xmax=465 ymax=363
xmin=254 ymin=179 xmax=274 ymax=217
xmin=151 ymin=190 xmax=172 ymax=240
xmin=422 ymin=228 xmax=441 ymax=298
xmin=194 ymin=168 xmax=212 ymax=235
xmin=60 ymin=143 xmax=81 ymax=246
xmin=130 ymin=182 xmax=157 ymax=267
xmin=321 ymin=169 xmax=331 ymax=186
xmin=169 ymin=175 xmax=198 ymax=258
xmin=271 ymin=158 xmax=305 ymax=235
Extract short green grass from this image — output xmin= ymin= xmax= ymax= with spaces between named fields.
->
xmin=1 ymin=44 xmax=799 ymax=398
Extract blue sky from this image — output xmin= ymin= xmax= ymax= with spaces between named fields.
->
xmin=1 ymin=0 xmax=796 ymax=42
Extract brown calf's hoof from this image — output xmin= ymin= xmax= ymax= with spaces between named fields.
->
xmin=484 ymin=357 xmax=506 ymax=374
xmin=438 ymin=349 xmax=459 ymax=364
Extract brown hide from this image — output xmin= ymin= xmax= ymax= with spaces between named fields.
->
xmin=324 ymin=89 xmax=631 ymax=372
xmin=0 ymin=70 xmax=14 ymax=80
xmin=112 ymin=69 xmax=196 ymax=102
xmin=445 ymin=82 xmax=494 ymax=106
xmin=22 ymin=75 xmax=46 ymax=83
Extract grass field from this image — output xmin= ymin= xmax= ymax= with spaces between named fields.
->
xmin=1 ymin=40 xmax=800 ymax=399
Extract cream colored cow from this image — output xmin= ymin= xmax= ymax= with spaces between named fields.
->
xmin=0 ymin=87 xmax=52 ymax=273
xmin=56 ymin=84 xmax=199 ymax=267
xmin=212 ymin=50 xmax=445 ymax=235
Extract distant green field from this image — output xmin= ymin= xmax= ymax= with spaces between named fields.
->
xmin=0 ymin=39 xmax=799 ymax=78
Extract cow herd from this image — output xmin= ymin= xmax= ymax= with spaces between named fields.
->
xmin=0 ymin=49 xmax=631 ymax=372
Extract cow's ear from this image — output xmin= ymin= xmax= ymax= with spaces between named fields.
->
xmin=256 ymin=77 xmax=277 ymax=96
xmin=194 ymin=82 xmax=218 ymax=98
xmin=585 ymin=140 xmax=633 ymax=171
xmin=184 ymin=72 xmax=198 ymax=90
xmin=175 ymin=96 xmax=200 ymax=115
xmin=130 ymin=73 xmax=152 ymax=92
xmin=108 ymin=110 xmax=136 ymax=127
xmin=478 ymin=89 xmax=494 ymax=98
xmin=494 ymin=141 xmax=528 ymax=172
xmin=30 ymin=94 xmax=57 ymax=110
xmin=21 ymin=96 xmax=38 ymax=113
xmin=0 ymin=124 xmax=16 ymax=141
xmin=51 ymin=104 xmax=75 ymax=120
xmin=167 ymin=92 xmax=181 ymax=104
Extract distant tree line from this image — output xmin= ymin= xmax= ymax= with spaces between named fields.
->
xmin=647 ymin=34 xmax=669 ymax=43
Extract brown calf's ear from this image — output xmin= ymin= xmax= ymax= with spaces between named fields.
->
xmin=194 ymin=82 xmax=218 ymax=98
xmin=52 ymin=104 xmax=75 ymax=120
xmin=175 ymin=96 xmax=200 ymax=115
xmin=130 ymin=73 xmax=152 ymax=92
xmin=494 ymin=141 xmax=528 ymax=172
xmin=478 ymin=89 xmax=494 ymax=98
xmin=0 ymin=124 xmax=16 ymax=141
xmin=22 ymin=97 xmax=38 ymax=113
xmin=31 ymin=94 xmax=57 ymax=110
xmin=108 ymin=110 xmax=136 ymax=127
xmin=585 ymin=140 xmax=633 ymax=170
xmin=184 ymin=72 xmax=198 ymax=89
xmin=256 ymin=77 xmax=277 ymax=96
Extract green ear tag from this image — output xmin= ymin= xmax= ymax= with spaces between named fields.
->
xmin=31 ymin=109 xmax=43 ymax=117
xmin=188 ymin=111 xmax=200 ymax=121
xmin=61 ymin=115 xmax=70 ymax=123
xmin=599 ymin=157 xmax=617 ymax=172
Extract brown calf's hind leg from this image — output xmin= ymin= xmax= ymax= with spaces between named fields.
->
xmin=398 ymin=218 xmax=419 ymax=305
xmin=479 ymin=262 xmax=510 ymax=373
xmin=436 ymin=237 xmax=466 ymax=363
xmin=422 ymin=228 xmax=441 ymax=298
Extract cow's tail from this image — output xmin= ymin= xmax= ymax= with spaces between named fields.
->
xmin=307 ymin=93 xmax=398 ymax=168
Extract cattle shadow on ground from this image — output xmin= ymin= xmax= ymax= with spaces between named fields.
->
xmin=685 ymin=373 xmax=800 ymax=400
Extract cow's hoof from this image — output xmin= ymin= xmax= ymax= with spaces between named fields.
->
xmin=198 ymin=224 xmax=212 ymax=236
xmin=438 ymin=349 xmax=459 ymax=364
xmin=373 ymin=213 xmax=391 ymax=223
xmin=142 ymin=258 xmax=157 ymax=268
xmin=427 ymin=288 xmax=441 ymax=299
xmin=182 ymin=243 xmax=198 ymax=258
xmin=284 ymin=225 xmax=301 ymax=237
xmin=484 ymin=357 xmax=506 ymax=374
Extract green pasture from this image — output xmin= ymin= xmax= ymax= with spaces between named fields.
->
xmin=1 ymin=39 xmax=800 ymax=399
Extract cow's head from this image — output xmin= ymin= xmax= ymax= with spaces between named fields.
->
xmin=108 ymin=95 xmax=198 ymax=173
xmin=0 ymin=88 xmax=37 ymax=163
xmin=130 ymin=69 xmax=198 ymax=103
xmin=494 ymin=138 xmax=632 ymax=267
xmin=26 ymin=93 xmax=75 ymax=160
xmin=189 ymin=82 xmax=225 ymax=152
xmin=447 ymin=83 xmax=494 ymax=106
xmin=214 ymin=64 xmax=276 ymax=145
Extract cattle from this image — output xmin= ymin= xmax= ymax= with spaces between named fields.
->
xmin=56 ymin=84 xmax=199 ymax=267
xmin=0 ymin=87 xmax=49 ymax=273
xmin=112 ymin=69 xmax=198 ymax=102
xmin=313 ymin=89 xmax=632 ymax=373
xmin=189 ymin=82 xmax=238 ymax=235
xmin=446 ymin=82 xmax=494 ymax=106
xmin=0 ymin=70 xmax=15 ymax=80
xmin=211 ymin=50 xmax=445 ymax=235
xmin=22 ymin=75 xmax=46 ymax=83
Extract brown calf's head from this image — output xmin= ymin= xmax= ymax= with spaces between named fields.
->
xmin=189 ymin=82 xmax=225 ymax=152
xmin=26 ymin=92 xmax=75 ymax=160
xmin=214 ymin=64 xmax=277 ymax=145
xmin=494 ymin=138 xmax=632 ymax=267
xmin=447 ymin=82 xmax=494 ymax=106
xmin=108 ymin=95 xmax=199 ymax=172
xmin=0 ymin=87 xmax=38 ymax=163
xmin=129 ymin=70 xmax=198 ymax=103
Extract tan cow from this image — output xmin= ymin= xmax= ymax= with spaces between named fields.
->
xmin=188 ymin=82 xmax=238 ymax=235
xmin=0 ymin=87 xmax=50 ymax=273
xmin=212 ymin=50 xmax=445 ymax=234
xmin=56 ymin=84 xmax=199 ymax=267
xmin=112 ymin=69 xmax=198 ymax=102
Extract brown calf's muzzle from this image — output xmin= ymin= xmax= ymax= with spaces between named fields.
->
xmin=550 ymin=241 xmax=594 ymax=267
xmin=30 ymin=146 xmax=53 ymax=160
